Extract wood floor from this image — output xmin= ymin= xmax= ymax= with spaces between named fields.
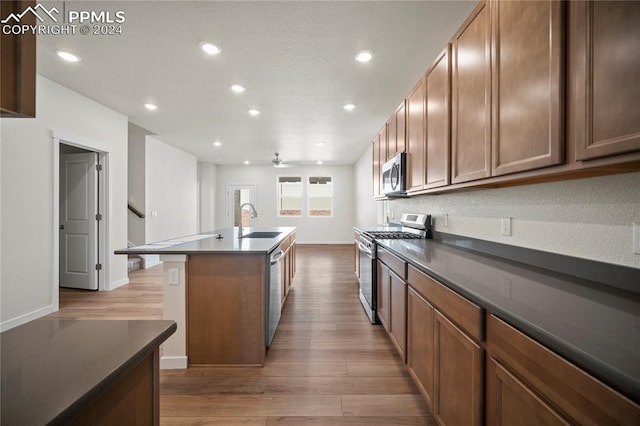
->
xmin=49 ymin=244 xmax=434 ymax=425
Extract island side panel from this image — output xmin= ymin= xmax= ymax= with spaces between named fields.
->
xmin=187 ymin=253 xmax=266 ymax=365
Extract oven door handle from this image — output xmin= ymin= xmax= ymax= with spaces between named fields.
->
xmin=358 ymin=242 xmax=374 ymax=258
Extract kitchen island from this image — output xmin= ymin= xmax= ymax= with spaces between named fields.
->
xmin=116 ymin=227 xmax=296 ymax=368
xmin=1 ymin=319 xmax=176 ymax=425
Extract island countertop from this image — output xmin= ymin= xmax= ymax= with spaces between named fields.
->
xmin=1 ymin=319 xmax=176 ymax=425
xmin=115 ymin=227 xmax=296 ymax=255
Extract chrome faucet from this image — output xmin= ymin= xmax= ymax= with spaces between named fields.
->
xmin=238 ymin=203 xmax=258 ymax=237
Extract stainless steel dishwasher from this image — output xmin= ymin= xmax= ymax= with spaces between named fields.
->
xmin=266 ymin=245 xmax=284 ymax=347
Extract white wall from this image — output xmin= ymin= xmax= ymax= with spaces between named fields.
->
xmin=145 ymin=136 xmax=197 ymax=242
xmin=216 ymin=165 xmax=354 ymax=244
xmin=381 ymin=170 xmax=640 ymax=270
xmin=198 ymin=162 xmax=218 ymax=233
xmin=127 ymin=123 xmax=152 ymax=245
xmin=0 ymin=75 xmax=129 ymax=329
xmin=353 ymin=144 xmax=379 ymax=227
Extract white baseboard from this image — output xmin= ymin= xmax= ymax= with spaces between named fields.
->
xmin=0 ymin=304 xmax=55 ymax=332
xmin=110 ymin=277 xmax=129 ymax=291
xmin=160 ymin=356 xmax=188 ymax=370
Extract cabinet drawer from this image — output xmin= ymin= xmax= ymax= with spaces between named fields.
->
xmin=377 ymin=247 xmax=407 ymax=279
xmin=487 ymin=314 xmax=640 ymax=425
xmin=407 ymin=265 xmax=483 ymax=342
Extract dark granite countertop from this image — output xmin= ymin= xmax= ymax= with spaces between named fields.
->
xmin=354 ymin=227 xmax=640 ymax=403
xmin=1 ymin=319 xmax=176 ymax=425
xmin=115 ymin=227 xmax=296 ymax=256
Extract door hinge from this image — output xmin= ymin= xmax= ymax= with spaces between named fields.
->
xmin=95 ymin=264 xmax=102 ymax=271
xmin=95 ymin=213 xmax=102 ymax=221
xmin=96 ymin=164 xmax=103 ymax=171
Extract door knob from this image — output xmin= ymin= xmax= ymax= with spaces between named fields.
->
xmin=59 ymin=225 xmax=64 ymax=230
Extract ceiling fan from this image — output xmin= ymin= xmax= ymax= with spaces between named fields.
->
xmin=272 ymin=152 xmax=292 ymax=168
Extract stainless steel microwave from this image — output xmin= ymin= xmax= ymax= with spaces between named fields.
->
xmin=381 ymin=152 xmax=407 ymax=197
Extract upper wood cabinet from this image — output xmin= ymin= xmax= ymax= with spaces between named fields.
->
xmin=491 ymin=0 xmax=564 ymax=176
xmin=425 ymin=46 xmax=451 ymax=189
xmin=386 ymin=102 xmax=406 ymax=161
xmin=372 ymin=126 xmax=387 ymax=198
xmin=406 ymin=78 xmax=426 ymax=192
xmin=451 ymin=1 xmax=492 ymax=184
xmin=569 ymin=1 xmax=640 ymax=161
xmin=0 ymin=1 xmax=36 ymax=118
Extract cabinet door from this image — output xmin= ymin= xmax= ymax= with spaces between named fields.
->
xmin=0 ymin=1 xmax=36 ymax=118
xmin=386 ymin=116 xmax=396 ymax=162
xmin=406 ymin=78 xmax=426 ymax=193
xmin=372 ymin=134 xmax=382 ymax=197
xmin=389 ymin=270 xmax=407 ymax=362
xmin=425 ymin=46 xmax=451 ymax=189
xmin=377 ymin=261 xmax=391 ymax=332
xmin=451 ymin=1 xmax=491 ymax=183
xmin=395 ymin=101 xmax=406 ymax=155
xmin=486 ymin=357 xmax=570 ymax=426
xmin=407 ymin=287 xmax=435 ymax=409
xmin=434 ymin=310 xmax=483 ymax=426
xmin=491 ymin=0 xmax=564 ymax=176
xmin=570 ymin=1 xmax=640 ymax=160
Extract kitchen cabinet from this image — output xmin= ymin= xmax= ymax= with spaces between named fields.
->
xmin=385 ymin=102 xmax=406 ymax=161
xmin=451 ymin=1 xmax=491 ymax=184
xmin=407 ymin=287 xmax=435 ymax=408
xmin=569 ymin=1 xmax=640 ymax=161
xmin=452 ymin=0 xmax=563 ymax=182
xmin=281 ymin=233 xmax=296 ymax=305
xmin=187 ymin=253 xmax=266 ymax=365
xmin=377 ymin=247 xmax=408 ymax=361
xmin=491 ymin=0 xmax=564 ymax=176
xmin=372 ymin=128 xmax=384 ymax=198
xmin=406 ymin=78 xmax=426 ymax=192
xmin=486 ymin=314 xmax=640 ymax=425
xmin=434 ymin=310 xmax=484 ymax=426
xmin=407 ymin=264 xmax=484 ymax=425
xmin=424 ymin=46 xmax=451 ymax=189
xmin=0 ymin=1 xmax=36 ymax=118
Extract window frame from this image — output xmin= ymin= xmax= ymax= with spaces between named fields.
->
xmin=276 ymin=175 xmax=304 ymax=218
xmin=307 ymin=175 xmax=333 ymax=218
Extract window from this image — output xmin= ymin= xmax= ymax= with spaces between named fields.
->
xmin=308 ymin=176 xmax=332 ymax=217
xmin=278 ymin=176 xmax=302 ymax=217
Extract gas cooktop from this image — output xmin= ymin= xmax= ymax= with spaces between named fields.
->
xmin=364 ymin=231 xmax=424 ymax=240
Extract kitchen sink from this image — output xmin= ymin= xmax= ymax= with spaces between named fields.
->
xmin=239 ymin=232 xmax=282 ymax=239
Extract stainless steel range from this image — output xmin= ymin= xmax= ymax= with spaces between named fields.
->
xmin=357 ymin=213 xmax=432 ymax=324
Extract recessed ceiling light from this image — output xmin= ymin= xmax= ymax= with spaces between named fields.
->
xmin=244 ymin=160 xmax=250 ymax=165
xmin=343 ymin=104 xmax=356 ymax=111
xmin=231 ymin=84 xmax=246 ymax=93
xmin=355 ymin=50 xmax=373 ymax=63
xmin=56 ymin=50 xmax=80 ymax=63
xmin=248 ymin=109 xmax=260 ymax=116
xmin=316 ymin=141 xmax=325 ymax=146
xmin=144 ymin=103 xmax=158 ymax=111
xmin=200 ymin=42 xmax=221 ymax=55
xmin=317 ymin=160 xmax=323 ymax=165
xmin=213 ymin=141 xmax=222 ymax=147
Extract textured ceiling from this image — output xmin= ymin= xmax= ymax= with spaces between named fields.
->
xmin=36 ymin=0 xmax=476 ymax=165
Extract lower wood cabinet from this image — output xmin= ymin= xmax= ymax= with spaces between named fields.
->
xmin=377 ymin=248 xmax=408 ymax=362
xmin=486 ymin=314 xmax=640 ymax=425
xmin=486 ymin=357 xmax=570 ymax=425
xmin=407 ymin=287 xmax=436 ymax=408
xmin=434 ymin=310 xmax=484 ymax=426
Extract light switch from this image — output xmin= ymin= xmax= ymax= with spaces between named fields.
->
xmin=633 ymin=223 xmax=640 ymax=255
xmin=501 ymin=217 xmax=512 ymax=236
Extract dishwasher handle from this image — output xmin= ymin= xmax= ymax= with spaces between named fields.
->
xmin=270 ymin=250 xmax=285 ymax=265
xmin=358 ymin=242 xmax=373 ymax=258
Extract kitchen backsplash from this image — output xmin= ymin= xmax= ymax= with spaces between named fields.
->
xmin=388 ymin=171 xmax=640 ymax=269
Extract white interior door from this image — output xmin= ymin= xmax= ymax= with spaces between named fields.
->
xmin=60 ymin=152 xmax=99 ymax=290
xmin=226 ymin=184 xmax=256 ymax=227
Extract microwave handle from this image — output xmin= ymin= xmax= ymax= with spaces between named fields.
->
xmin=390 ymin=162 xmax=400 ymax=190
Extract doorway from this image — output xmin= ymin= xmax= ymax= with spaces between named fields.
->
xmin=59 ymin=144 xmax=101 ymax=290
xmin=226 ymin=184 xmax=256 ymax=228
